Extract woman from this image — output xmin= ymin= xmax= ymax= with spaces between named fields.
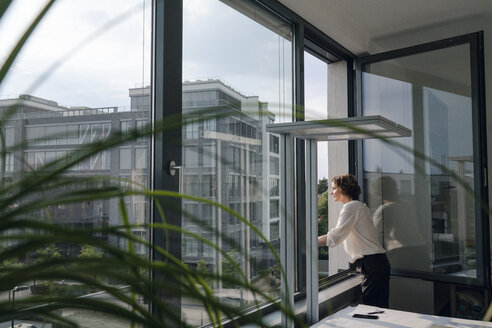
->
xmin=317 ymin=174 xmax=390 ymax=308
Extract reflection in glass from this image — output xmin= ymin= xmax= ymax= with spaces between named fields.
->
xmin=362 ymin=44 xmax=477 ymax=277
xmin=182 ymin=0 xmax=292 ymax=325
xmin=0 ymin=1 xmax=152 ymax=326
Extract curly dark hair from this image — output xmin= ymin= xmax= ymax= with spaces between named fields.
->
xmin=332 ymin=174 xmax=361 ymax=200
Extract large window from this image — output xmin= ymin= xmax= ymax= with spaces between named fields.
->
xmin=0 ymin=1 xmax=151 ymax=326
xmin=360 ymin=34 xmax=486 ymax=284
xmin=182 ymin=0 xmax=292 ymax=324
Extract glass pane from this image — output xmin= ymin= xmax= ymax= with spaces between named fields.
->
xmin=0 ymin=1 xmax=152 ymax=326
xmin=362 ymin=44 xmax=477 ymax=277
xmin=183 ymin=0 xmax=292 ymax=325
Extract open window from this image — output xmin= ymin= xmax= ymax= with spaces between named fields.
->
xmin=355 ymin=32 xmax=488 ymax=286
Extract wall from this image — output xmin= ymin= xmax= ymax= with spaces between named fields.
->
xmin=326 ymin=61 xmax=350 ymax=275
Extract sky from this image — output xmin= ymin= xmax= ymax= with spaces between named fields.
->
xmin=0 ymin=0 xmax=151 ymax=108
xmin=0 ymin=0 xmax=329 ymax=178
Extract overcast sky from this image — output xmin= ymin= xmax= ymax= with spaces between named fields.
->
xmin=0 ymin=0 xmax=151 ymax=108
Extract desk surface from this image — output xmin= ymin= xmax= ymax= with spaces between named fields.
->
xmin=312 ymin=304 xmax=492 ymax=328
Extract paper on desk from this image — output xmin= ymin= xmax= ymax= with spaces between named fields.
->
xmin=317 ymin=318 xmax=382 ymax=327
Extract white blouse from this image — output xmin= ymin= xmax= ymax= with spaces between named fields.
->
xmin=326 ymin=200 xmax=385 ymax=263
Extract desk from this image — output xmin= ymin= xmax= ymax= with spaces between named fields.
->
xmin=312 ymin=304 xmax=492 ymax=328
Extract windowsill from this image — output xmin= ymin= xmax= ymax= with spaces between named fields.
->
xmin=240 ymin=274 xmax=363 ymax=327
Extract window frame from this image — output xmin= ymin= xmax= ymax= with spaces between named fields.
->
xmin=354 ymin=32 xmax=489 ymax=287
xmin=153 ymin=0 xmax=356 ymax=324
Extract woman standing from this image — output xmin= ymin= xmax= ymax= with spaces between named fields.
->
xmin=317 ymin=174 xmax=390 ymax=308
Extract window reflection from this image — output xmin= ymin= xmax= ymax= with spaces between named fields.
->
xmin=0 ymin=1 xmax=152 ymax=326
xmin=362 ymin=44 xmax=477 ymax=277
xmin=182 ymin=0 xmax=292 ymax=324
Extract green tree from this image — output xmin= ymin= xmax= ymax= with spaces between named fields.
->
xmin=78 ymin=245 xmax=103 ymax=258
xmin=317 ymin=190 xmax=329 ymax=236
xmin=221 ymin=250 xmax=242 ymax=288
xmin=36 ymin=244 xmax=63 ymax=262
xmin=196 ymin=259 xmax=212 ymax=284
xmin=318 ymin=190 xmax=329 ymax=260
xmin=317 ymin=177 xmax=329 ymax=195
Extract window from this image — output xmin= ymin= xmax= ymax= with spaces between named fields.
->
xmin=136 ymin=120 xmax=147 ymax=142
xmin=359 ymin=34 xmax=486 ymax=284
xmin=0 ymin=0 xmax=152 ymax=325
xmin=270 ymin=221 xmax=279 ymax=240
xmin=91 ymin=150 xmax=111 ymax=170
xmin=119 ymin=148 xmax=132 ymax=170
xmin=120 ymin=120 xmax=131 ymax=133
xmin=135 ymin=147 xmax=147 ymax=169
xmin=270 ymin=178 xmax=279 ymax=196
xmin=184 ymin=145 xmax=198 ymax=167
xmin=270 ymin=199 xmax=280 ymax=218
xmin=182 ymin=0 xmax=292 ymax=323
xmin=202 ymin=144 xmax=215 ymax=167
xmin=269 ymin=134 xmax=279 ymax=154
xmin=270 ymin=156 xmax=279 ymax=175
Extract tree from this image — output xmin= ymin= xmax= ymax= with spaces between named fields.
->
xmin=317 ymin=190 xmax=329 ymax=236
xmin=318 ymin=190 xmax=329 ymax=260
xmin=317 ymin=177 xmax=328 ymax=195
xmin=196 ymin=259 xmax=212 ymax=284
xmin=78 ymin=245 xmax=103 ymax=258
xmin=36 ymin=244 xmax=63 ymax=262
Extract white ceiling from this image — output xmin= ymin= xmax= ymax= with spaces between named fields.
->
xmin=277 ymin=0 xmax=492 ymax=55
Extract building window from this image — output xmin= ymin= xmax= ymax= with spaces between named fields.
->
xmin=119 ymin=148 xmax=132 ymax=170
xmin=135 ymin=147 xmax=147 ymax=169
xmin=91 ymin=150 xmax=111 ymax=170
xmin=270 ymin=199 xmax=279 ymax=219
xmin=136 ymin=119 xmax=147 ymax=142
xmin=269 ymin=134 xmax=279 ymax=154
xmin=270 ymin=178 xmax=279 ymax=197
xmin=270 ymin=221 xmax=279 ymax=241
xmin=120 ymin=120 xmax=131 ymax=133
xmin=270 ymin=156 xmax=279 ymax=175
xmin=202 ymin=144 xmax=215 ymax=167
xmin=184 ymin=145 xmax=199 ymax=167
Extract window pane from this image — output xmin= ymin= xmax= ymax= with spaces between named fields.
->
xmin=182 ymin=0 xmax=292 ymax=324
xmin=0 ymin=1 xmax=152 ymax=326
xmin=362 ymin=44 xmax=477 ymax=277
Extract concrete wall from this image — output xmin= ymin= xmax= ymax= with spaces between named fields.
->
xmin=325 ymin=61 xmax=351 ymax=275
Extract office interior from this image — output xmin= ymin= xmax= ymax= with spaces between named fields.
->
xmin=1 ymin=0 xmax=492 ymax=327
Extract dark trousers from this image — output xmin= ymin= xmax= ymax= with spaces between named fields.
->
xmin=353 ymin=253 xmax=390 ymax=308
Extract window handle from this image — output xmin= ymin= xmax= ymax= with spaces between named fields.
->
xmin=168 ymin=161 xmax=183 ymax=194
xmin=168 ymin=160 xmax=181 ymax=176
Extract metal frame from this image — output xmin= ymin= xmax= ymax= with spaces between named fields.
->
xmin=305 ymin=139 xmax=318 ymax=324
xmin=355 ymin=32 xmax=489 ymax=287
xmin=152 ymin=0 xmax=357 ymax=325
xmin=280 ymin=133 xmax=296 ymax=328
xmin=152 ymin=0 xmax=183 ymax=317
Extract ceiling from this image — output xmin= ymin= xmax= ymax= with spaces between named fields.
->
xmin=277 ymin=0 xmax=492 ymax=55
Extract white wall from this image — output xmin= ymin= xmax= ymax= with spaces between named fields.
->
xmin=326 ymin=61 xmax=351 ymax=275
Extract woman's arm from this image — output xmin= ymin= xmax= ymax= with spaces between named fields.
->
xmin=324 ymin=205 xmax=358 ymax=247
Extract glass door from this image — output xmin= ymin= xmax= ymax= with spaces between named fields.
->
xmin=356 ymin=33 xmax=487 ymax=285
